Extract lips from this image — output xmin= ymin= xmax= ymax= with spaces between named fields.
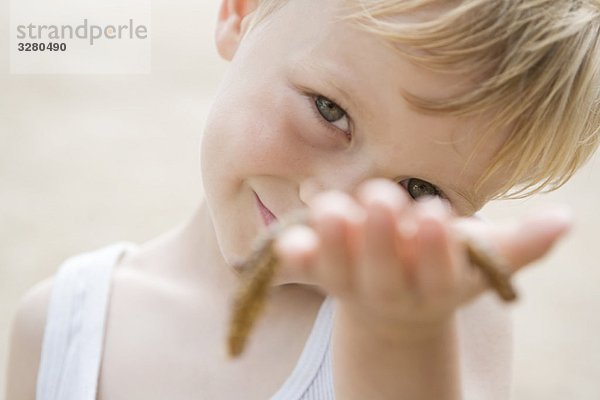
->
xmin=254 ymin=192 xmax=277 ymax=227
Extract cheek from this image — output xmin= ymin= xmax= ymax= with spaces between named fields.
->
xmin=203 ymin=92 xmax=315 ymax=181
xmin=199 ymin=90 xmax=311 ymax=263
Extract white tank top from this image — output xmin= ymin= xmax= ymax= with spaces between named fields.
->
xmin=36 ymin=242 xmax=336 ymax=399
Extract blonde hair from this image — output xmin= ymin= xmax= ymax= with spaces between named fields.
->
xmin=248 ymin=0 xmax=600 ymax=201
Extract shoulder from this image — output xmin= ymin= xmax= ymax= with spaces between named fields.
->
xmin=457 ymin=292 xmax=513 ymax=399
xmin=5 ymin=276 xmax=55 ymax=400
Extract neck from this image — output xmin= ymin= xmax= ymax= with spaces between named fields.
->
xmin=125 ymin=198 xmax=241 ymax=299
xmin=131 ymin=197 xmax=323 ymax=302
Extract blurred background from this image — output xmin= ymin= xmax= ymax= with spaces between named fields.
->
xmin=1 ymin=1 xmax=598 ymax=398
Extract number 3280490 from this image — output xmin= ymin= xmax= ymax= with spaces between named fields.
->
xmin=18 ymin=42 xmax=66 ymax=51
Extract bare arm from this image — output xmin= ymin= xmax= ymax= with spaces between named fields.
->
xmin=333 ymin=307 xmax=461 ymax=400
xmin=4 ymin=278 xmax=53 ymax=400
xmin=332 ymin=292 xmax=512 ymax=400
xmin=458 ymin=293 xmax=513 ymax=399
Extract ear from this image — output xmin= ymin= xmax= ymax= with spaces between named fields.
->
xmin=215 ymin=0 xmax=259 ymax=61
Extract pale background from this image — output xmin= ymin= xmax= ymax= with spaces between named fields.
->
xmin=1 ymin=1 xmax=599 ymax=398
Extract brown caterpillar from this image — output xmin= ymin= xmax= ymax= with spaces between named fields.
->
xmin=226 ymin=209 xmax=516 ymax=358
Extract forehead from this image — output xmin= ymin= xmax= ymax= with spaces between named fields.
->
xmin=276 ymin=0 xmax=479 ymax=123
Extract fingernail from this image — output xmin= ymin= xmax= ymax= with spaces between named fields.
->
xmin=418 ymin=196 xmax=447 ymax=219
xmin=360 ymin=178 xmax=407 ymax=206
xmin=309 ymin=191 xmax=346 ymax=209
xmin=275 ymin=226 xmax=318 ymax=255
xmin=530 ymin=204 xmax=573 ymax=224
xmin=547 ymin=204 xmax=573 ymax=224
xmin=311 ymin=191 xmax=366 ymax=226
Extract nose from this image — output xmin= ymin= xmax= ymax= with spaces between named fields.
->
xmin=298 ymin=164 xmax=378 ymax=206
xmin=298 ymin=177 xmax=323 ymax=206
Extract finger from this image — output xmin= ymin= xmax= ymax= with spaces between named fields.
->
xmin=454 ymin=205 xmax=573 ymax=274
xmin=414 ymin=198 xmax=460 ymax=300
xmin=273 ymin=224 xmax=320 ymax=284
xmin=309 ymin=191 xmax=365 ymax=297
xmin=353 ymin=178 xmax=412 ymax=212
xmin=453 ymin=205 xmax=573 ymax=302
xmin=496 ymin=205 xmax=573 ymax=271
xmin=355 ymin=179 xmax=412 ymax=302
xmin=395 ymin=215 xmax=420 ymax=288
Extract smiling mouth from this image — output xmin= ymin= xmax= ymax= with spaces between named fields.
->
xmin=254 ymin=192 xmax=278 ymax=227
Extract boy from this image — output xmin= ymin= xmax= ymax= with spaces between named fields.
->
xmin=6 ymin=0 xmax=599 ymax=399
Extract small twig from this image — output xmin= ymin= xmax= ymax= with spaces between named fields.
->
xmin=464 ymin=237 xmax=516 ymax=302
xmin=226 ymin=210 xmax=516 ymax=358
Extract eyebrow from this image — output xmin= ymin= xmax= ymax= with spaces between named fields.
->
xmin=294 ymin=60 xmax=373 ymax=119
xmin=297 ymin=59 xmax=454 ymax=120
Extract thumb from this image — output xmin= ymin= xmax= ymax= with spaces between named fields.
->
xmin=451 ymin=205 xmax=573 ymax=303
xmin=496 ymin=205 xmax=573 ymax=272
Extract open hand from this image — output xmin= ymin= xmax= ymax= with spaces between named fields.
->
xmin=273 ymin=178 xmax=572 ymax=329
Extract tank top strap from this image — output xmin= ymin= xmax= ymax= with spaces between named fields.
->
xmin=270 ymin=296 xmax=336 ymax=400
xmin=36 ymin=241 xmax=138 ymax=400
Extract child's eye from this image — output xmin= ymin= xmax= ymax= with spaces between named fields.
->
xmin=313 ymin=95 xmax=351 ymax=138
xmin=399 ymin=178 xmax=444 ymax=200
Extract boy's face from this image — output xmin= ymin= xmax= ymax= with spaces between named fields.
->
xmin=201 ymin=0 xmax=509 ymax=267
